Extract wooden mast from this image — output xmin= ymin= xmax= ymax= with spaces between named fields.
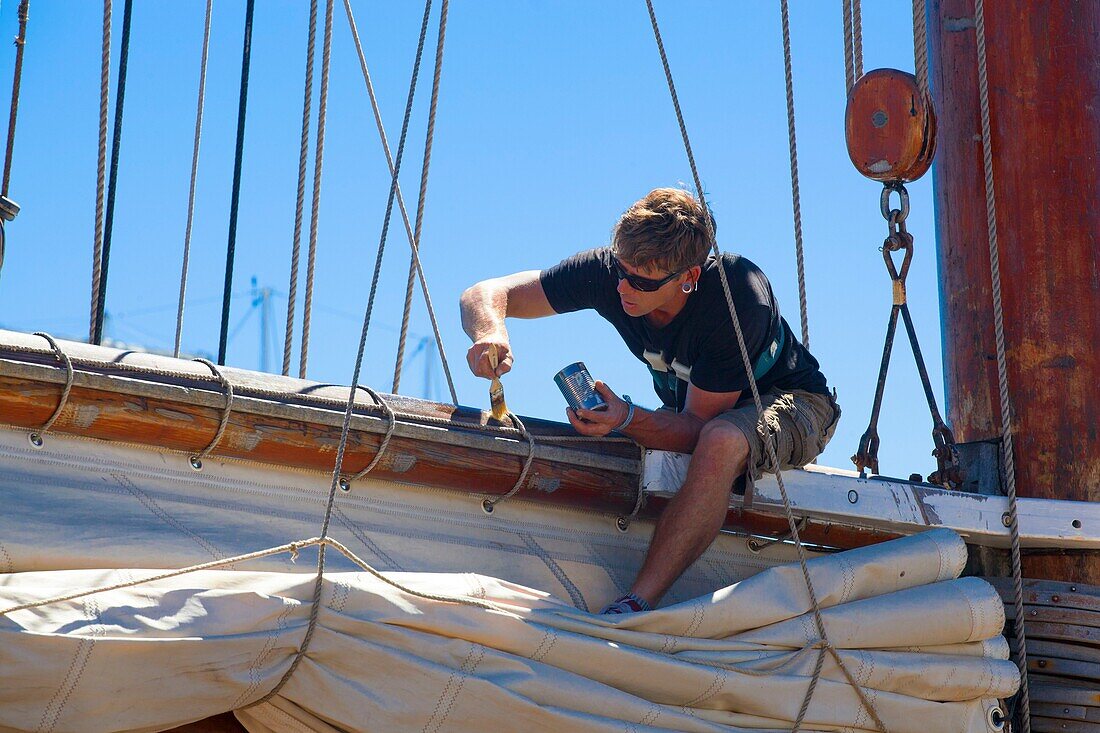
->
xmin=928 ymin=1 xmax=1100 ymax=582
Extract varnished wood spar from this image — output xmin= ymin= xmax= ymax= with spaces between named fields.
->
xmin=929 ymin=1 xmax=1100 ymax=583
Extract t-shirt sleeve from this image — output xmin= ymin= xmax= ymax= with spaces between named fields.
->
xmin=539 ymin=248 xmax=615 ymax=315
xmin=688 ymin=266 xmax=776 ymax=394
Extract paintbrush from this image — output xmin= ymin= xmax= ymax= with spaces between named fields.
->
xmin=487 ymin=344 xmax=509 ymax=421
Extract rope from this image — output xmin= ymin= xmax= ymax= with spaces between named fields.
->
xmin=1 ymin=0 xmax=29 ymax=198
xmin=393 ymin=0 xmax=449 ymax=395
xmin=617 ymin=444 xmax=649 ymax=531
xmin=841 ymin=0 xmax=864 ymax=95
xmin=481 ymin=412 xmax=537 ymax=513
xmin=348 ymin=384 xmax=397 ymax=483
xmin=89 ymin=0 xmax=111 ymax=343
xmin=779 ymin=0 xmax=810 ymax=350
xmin=174 ymin=0 xmax=213 ymax=359
xmin=974 ymin=2 xmax=1029 ymax=729
xmin=644 ymin=3 xmax=885 ymax=730
xmin=282 ymin=0 xmax=318 ymax=377
xmin=343 ymin=0 xmax=459 ymax=404
xmin=28 ymin=332 xmax=73 ymax=444
xmin=297 ymin=0 xmax=334 ymax=380
xmin=911 ymin=0 xmax=930 ymax=100
xmin=190 ymin=358 xmax=235 ymax=467
xmin=92 ymin=0 xmax=134 ymax=346
xmin=218 ymin=0 xmax=256 ymax=366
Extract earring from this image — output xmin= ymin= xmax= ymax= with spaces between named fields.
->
xmin=681 ymin=281 xmax=694 ymax=294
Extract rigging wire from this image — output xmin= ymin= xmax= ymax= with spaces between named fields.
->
xmin=974 ymin=2 xmax=1030 ymax=729
xmin=643 ymin=2 xmax=885 ymax=730
xmin=173 ymin=0 xmax=213 ymax=359
xmin=1 ymin=0 xmax=29 ymax=198
xmin=779 ymin=0 xmax=810 ymax=350
xmin=218 ymin=0 xmax=256 ymax=366
xmin=343 ymin=0 xmax=458 ymax=404
xmin=392 ymin=0 xmax=449 ymax=394
xmin=298 ymin=0 xmax=334 ymax=380
xmin=259 ymin=0 xmax=441 ymax=697
xmin=92 ymin=0 xmax=134 ymax=346
xmin=282 ymin=0 xmax=318 ymax=377
xmin=89 ymin=0 xmax=111 ymax=342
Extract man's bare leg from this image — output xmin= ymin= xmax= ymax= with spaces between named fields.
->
xmin=629 ymin=419 xmax=750 ymax=607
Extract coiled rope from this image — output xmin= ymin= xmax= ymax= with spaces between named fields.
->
xmin=644 ymin=2 xmax=885 ymax=730
xmin=173 ymin=0 xmax=214 ymax=359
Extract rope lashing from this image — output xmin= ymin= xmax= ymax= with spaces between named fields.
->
xmin=481 ymin=411 xmax=537 ymax=515
xmin=644 ymin=2 xmax=886 ymax=730
xmin=91 ymin=0 xmax=134 ymax=346
xmin=217 ymin=0 xmax=256 ymax=366
xmin=282 ymin=0 xmax=318 ymax=377
xmin=297 ymin=0 xmax=334 ymax=380
xmin=343 ymin=0 xmax=459 ymax=404
xmin=174 ymin=0 xmax=214 ymax=359
xmin=616 ymin=444 xmax=648 ymax=532
xmin=779 ymin=0 xmax=810 ymax=350
xmin=975 ymin=1 xmax=1030 ymax=728
xmin=392 ymin=0 xmax=450 ymax=395
xmin=89 ymin=0 xmax=111 ymax=343
xmin=189 ymin=358 xmax=235 ymax=470
xmin=27 ymin=332 xmax=73 ymax=448
xmin=1 ymin=0 xmax=29 ymax=199
xmin=850 ymin=184 xmax=960 ymax=488
xmin=346 ymin=384 xmax=397 ymax=486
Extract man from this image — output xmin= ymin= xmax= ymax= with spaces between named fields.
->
xmin=459 ymin=188 xmax=838 ymax=614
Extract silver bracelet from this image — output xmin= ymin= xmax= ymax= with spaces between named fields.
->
xmin=614 ymin=395 xmax=635 ymax=433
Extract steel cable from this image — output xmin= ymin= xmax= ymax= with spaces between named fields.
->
xmin=174 ymin=0 xmax=213 ymax=359
xmin=282 ymin=0 xmax=317 ymax=376
xmin=218 ymin=0 xmax=256 ymax=365
xmin=298 ymin=0 xmax=334 ymax=379
xmin=92 ymin=0 xmax=134 ymax=346
xmin=89 ymin=0 xmax=111 ymax=342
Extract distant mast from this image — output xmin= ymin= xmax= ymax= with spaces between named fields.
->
xmin=929 ymin=1 xmax=1100 ymax=582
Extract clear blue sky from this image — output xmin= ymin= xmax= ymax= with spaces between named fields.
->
xmin=0 ymin=1 xmax=949 ymax=479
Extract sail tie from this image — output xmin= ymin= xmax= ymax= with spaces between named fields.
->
xmin=345 ymin=384 xmax=397 ymax=487
xmin=189 ymin=358 xmax=235 ymax=471
xmin=644 ymin=1 xmax=886 ymax=730
xmin=27 ymin=333 xmax=73 ymax=449
xmin=173 ymin=0 xmax=214 ymax=359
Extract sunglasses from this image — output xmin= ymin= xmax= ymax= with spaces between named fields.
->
xmin=610 ymin=256 xmax=685 ymax=293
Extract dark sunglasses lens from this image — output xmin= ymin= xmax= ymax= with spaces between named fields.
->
xmin=613 ymin=259 xmax=664 ymax=292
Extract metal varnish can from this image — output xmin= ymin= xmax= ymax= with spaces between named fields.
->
xmin=554 ymin=362 xmax=608 ymax=412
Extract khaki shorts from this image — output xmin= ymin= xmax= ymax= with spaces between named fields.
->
xmin=716 ymin=389 xmax=841 ymax=487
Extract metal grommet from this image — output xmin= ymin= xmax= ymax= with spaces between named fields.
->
xmin=615 ymin=516 xmax=629 ymax=533
xmin=338 ymin=477 xmax=351 ymax=493
xmin=847 ymin=489 xmax=859 ymax=504
xmin=481 ymin=499 xmax=495 ymax=515
xmin=1001 ymin=512 xmax=1012 ymax=527
xmin=986 ymin=704 xmax=1005 ymax=731
xmin=747 ymin=538 xmax=762 ymax=554
xmin=189 ymin=455 xmax=203 ymax=471
xmin=28 ymin=432 xmax=43 ymax=448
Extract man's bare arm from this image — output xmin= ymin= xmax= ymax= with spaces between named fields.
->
xmin=460 ymin=271 xmax=556 ymax=378
xmin=570 ymin=381 xmax=742 ymax=453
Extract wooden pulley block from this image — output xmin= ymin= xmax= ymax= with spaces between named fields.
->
xmin=845 ymin=68 xmax=936 ymax=182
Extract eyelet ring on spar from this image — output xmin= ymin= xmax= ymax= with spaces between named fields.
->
xmin=481 ymin=498 xmax=495 ymax=514
xmin=338 ymin=477 xmax=351 ymax=493
xmin=28 ymin=332 xmax=75 ymax=449
xmin=188 ymin=358 xmax=234 ymax=473
xmin=986 ymin=704 xmax=1006 ymax=731
xmin=615 ymin=516 xmax=629 ymax=532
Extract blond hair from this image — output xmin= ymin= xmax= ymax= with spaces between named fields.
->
xmin=611 ymin=188 xmax=715 ymax=273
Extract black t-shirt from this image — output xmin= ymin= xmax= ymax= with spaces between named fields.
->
xmin=540 ymin=247 xmax=828 ymax=411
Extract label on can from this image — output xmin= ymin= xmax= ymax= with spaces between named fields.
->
xmin=554 ymin=362 xmax=608 ymax=412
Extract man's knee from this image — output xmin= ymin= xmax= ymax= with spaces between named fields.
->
xmin=696 ymin=417 xmax=750 ymax=466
